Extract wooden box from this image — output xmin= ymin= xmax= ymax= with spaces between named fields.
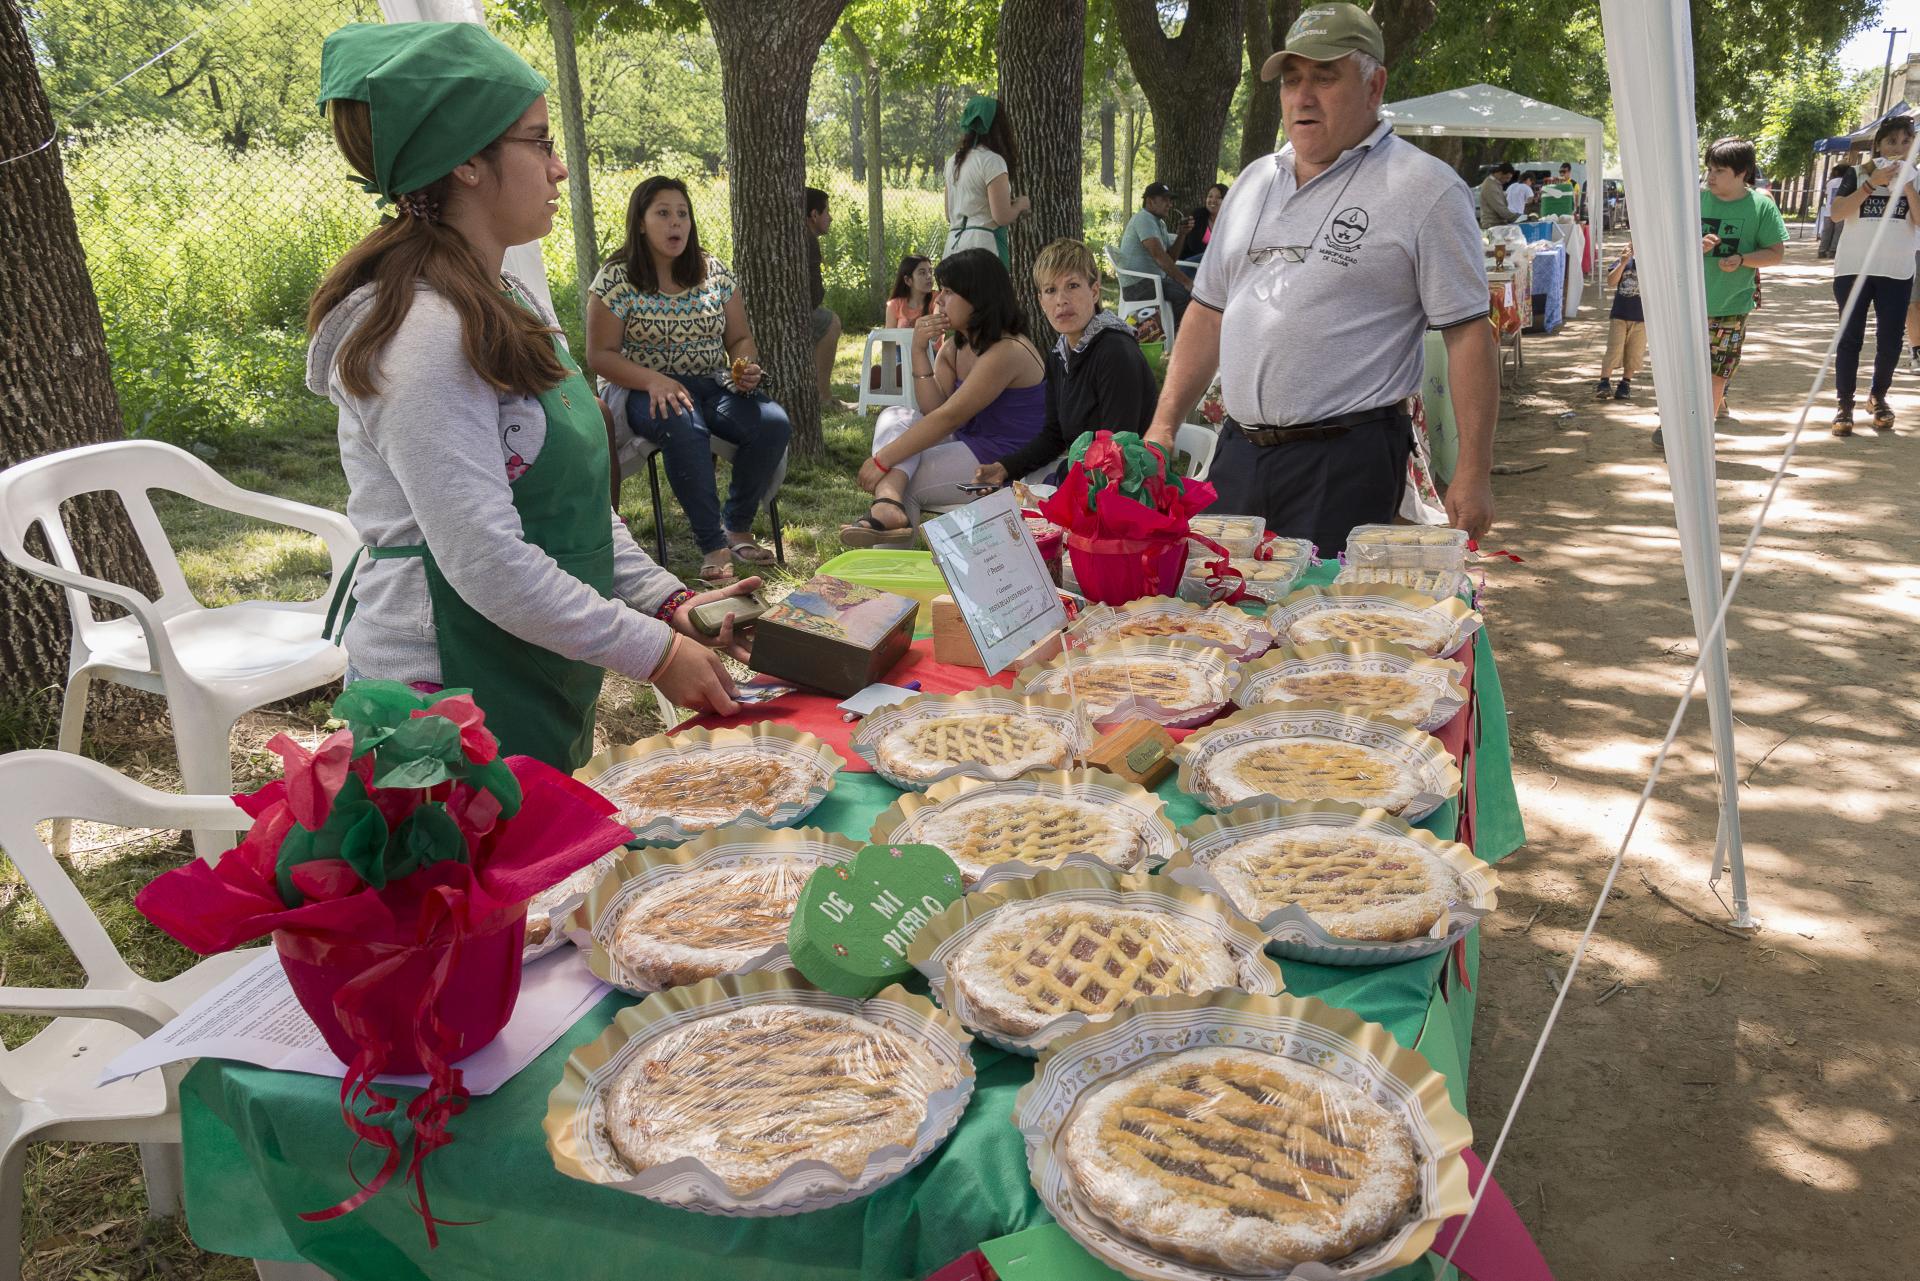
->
xmin=1084 ymin=718 xmax=1178 ymax=789
xmin=929 ymin=594 xmax=1066 ymax=671
xmin=749 ymin=575 xmax=917 ymax=697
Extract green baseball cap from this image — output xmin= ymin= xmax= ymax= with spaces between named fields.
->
xmin=1260 ymin=3 xmax=1387 ymax=81
xmin=317 ymin=22 xmax=548 ymax=199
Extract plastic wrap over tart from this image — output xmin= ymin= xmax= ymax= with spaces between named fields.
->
xmin=1012 ymin=638 xmax=1236 ymax=730
xmin=576 ymin=723 xmax=842 ymax=842
xmin=1066 ymin=597 xmax=1275 ymax=661
xmin=1265 ymin=584 xmax=1482 ymax=659
xmin=850 ymin=689 xmax=1089 ymax=791
xmin=1232 ymin=640 xmax=1468 ymax=732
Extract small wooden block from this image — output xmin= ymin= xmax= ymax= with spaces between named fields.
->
xmin=1085 ymin=718 xmax=1178 ymax=789
xmin=930 ymin=594 xmax=985 ymax=668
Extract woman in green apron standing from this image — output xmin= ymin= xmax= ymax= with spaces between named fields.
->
xmin=307 ymin=23 xmax=753 ymax=770
xmin=942 ymin=96 xmax=1028 ymax=266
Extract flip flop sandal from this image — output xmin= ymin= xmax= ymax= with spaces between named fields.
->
xmin=839 ymin=498 xmax=916 ymax=548
xmin=698 ymin=551 xmax=736 ymax=583
xmin=727 ymin=538 xmax=778 ymax=566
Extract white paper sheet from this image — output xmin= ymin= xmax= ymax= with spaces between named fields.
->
xmin=99 ymin=947 xmax=609 ymax=1095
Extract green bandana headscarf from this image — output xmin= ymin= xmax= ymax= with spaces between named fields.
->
xmin=317 ymin=22 xmax=548 ymax=200
xmin=959 ymin=94 xmax=999 ymax=136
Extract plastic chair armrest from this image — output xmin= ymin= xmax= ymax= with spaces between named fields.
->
xmin=12 ymin=557 xmax=174 ymax=674
xmin=192 ymin=486 xmax=361 ymax=596
xmin=0 ymin=986 xmax=174 ymax=1036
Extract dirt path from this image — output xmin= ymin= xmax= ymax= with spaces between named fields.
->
xmin=1467 ymin=236 xmax=1919 ymax=1277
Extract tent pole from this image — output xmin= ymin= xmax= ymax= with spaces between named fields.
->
xmin=1599 ymin=0 xmax=1752 ymax=928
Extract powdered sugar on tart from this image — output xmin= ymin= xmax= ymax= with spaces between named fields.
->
xmin=1207 ymin=827 xmax=1457 ymax=941
xmin=876 ymin=713 xmax=1072 ymax=784
xmin=948 ymin=901 xmax=1240 ymax=1038
xmin=911 ymin=793 xmax=1147 ymax=882
xmin=605 ymin=857 xmax=829 ymax=989
xmin=1198 ymin=739 xmax=1423 ymax=813
xmin=1062 ymin=1047 xmax=1419 ymax=1271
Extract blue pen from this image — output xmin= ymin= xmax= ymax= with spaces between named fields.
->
xmin=904 ymin=680 xmax=923 ymax=691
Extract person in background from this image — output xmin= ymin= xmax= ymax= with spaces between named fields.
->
xmin=1594 ymin=241 xmax=1643 ymax=400
xmin=1171 ymin=182 xmax=1231 ymax=261
xmin=1478 ymin=163 xmax=1519 ymax=228
xmin=1115 ymin=181 xmax=1195 ymax=329
xmin=943 ymin=95 xmax=1028 ymax=264
xmin=1825 ymin=115 xmax=1920 ymax=436
xmin=1505 ymin=170 xmax=1536 ymax=220
xmin=1539 ymin=163 xmax=1577 ymax=217
xmin=843 ymin=249 xmax=1047 ymax=544
xmin=885 ymin=255 xmax=935 ymax=328
xmin=804 ymin=186 xmax=848 ymax=408
xmin=588 ymin=175 xmax=790 ymax=584
xmin=971 ymin=238 xmax=1159 ymax=487
xmin=1818 ymin=163 xmax=1855 ymax=259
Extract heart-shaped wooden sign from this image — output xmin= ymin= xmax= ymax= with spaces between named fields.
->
xmin=788 ymin=843 xmax=965 ymax=997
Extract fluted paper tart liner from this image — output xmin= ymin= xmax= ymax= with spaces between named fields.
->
xmin=1066 ymin=597 xmax=1276 ymax=661
xmin=1011 ymin=638 xmax=1237 ymax=730
xmin=1232 ymin=641 xmax=1469 ymax=733
xmin=849 ymin=689 xmax=1091 ymax=791
xmin=565 ymin=827 xmax=861 ymax=993
xmin=575 ymin=723 xmax=843 ymax=843
xmin=1013 ymin=990 xmax=1472 ymax=1281
xmin=869 ymin=769 xmax=1182 ymax=890
xmin=1265 ymin=584 xmax=1482 ymax=659
xmin=905 ymin=867 xmax=1282 ymax=1056
xmin=1174 ymin=703 xmax=1462 ymax=824
xmin=1167 ymin=801 xmax=1498 ymax=965
xmin=544 ymin=971 xmax=974 ymax=1216
xmin=523 ymin=850 xmax=624 ymax=960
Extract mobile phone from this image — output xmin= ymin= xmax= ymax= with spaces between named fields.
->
xmin=956 ymin=482 xmax=1001 ymax=496
xmin=688 ymin=593 xmax=768 ymax=637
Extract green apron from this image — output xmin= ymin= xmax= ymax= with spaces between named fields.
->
xmin=328 ymin=297 xmax=615 ymax=771
xmin=948 ymin=217 xmax=1009 ymax=266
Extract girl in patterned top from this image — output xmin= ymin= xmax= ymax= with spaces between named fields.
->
xmin=587 ymin=176 xmax=791 ymax=583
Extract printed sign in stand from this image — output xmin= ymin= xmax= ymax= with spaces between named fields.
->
xmin=922 ymin=489 xmax=1068 ymax=676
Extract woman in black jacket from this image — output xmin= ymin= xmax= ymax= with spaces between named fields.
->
xmin=972 ymin=239 xmax=1159 ymax=487
xmin=1170 ymin=182 xmax=1230 ymax=262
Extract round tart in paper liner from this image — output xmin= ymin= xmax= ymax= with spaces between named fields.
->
xmin=1264 ymin=583 xmax=1482 ymax=659
xmin=523 ymin=850 xmax=625 ymax=959
xmin=1174 ymin=703 xmax=1461 ymax=824
xmin=544 ymin=971 xmax=974 ymax=1216
xmin=1231 ymin=640 xmax=1468 ymax=733
xmin=905 ymin=867 xmax=1281 ymax=1056
xmin=575 ymin=723 xmax=843 ymax=843
xmin=565 ymin=827 xmax=860 ymax=994
xmin=850 ymin=689 xmax=1091 ymax=791
xmin=1011 ymin=638 xmax=1236 ymax=730
xmin=1066 ymin=596 xmax=1276 ymax=661
xmin=1012 ymin=990 xmax=1472 ymax=1281
xmin=1166 ymin=800 xmax=1498 ymax=966
xmin=869 ymin=769 xmax=1182 ymax=890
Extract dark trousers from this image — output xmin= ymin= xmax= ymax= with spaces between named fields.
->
xmin=1123 ymin=274 xmax=1192 ymax=330
xmin=625 ymin=374 xmax=792 ymax=554
xmin=1832 ymin=274 xmax=1913 ymax=408
xmin=1210 ymin=410 xmax=1414 ymax=556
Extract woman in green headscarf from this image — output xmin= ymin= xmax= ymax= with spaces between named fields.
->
xmin=943 ymin=95 xmax=1028 ymax=265
xmin=307 ymin=23 xmax=757 ymax=771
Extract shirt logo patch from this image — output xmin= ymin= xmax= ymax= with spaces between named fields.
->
xmin=1329 ymin=207 xmax=1371 ymax=248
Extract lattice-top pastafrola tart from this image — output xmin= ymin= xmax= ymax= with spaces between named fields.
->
xmin=1282 ymin=607 xmax=1453 ymax=654
xmin=607 ymin=749 xmax=819 ymax=833
xmin=1247 ymin=670 xmax=1441 ymax=725
xmin=948 ymin=901 xmax=1240 ymax=1038
xmin=1022 ymin=658 xmax=1216 ymax=721
xmin=605 ymin=857 xmax=831 ymax=989
xmin=1061 ymin=1046 xmax=1419 ymax=1271
xmin=876 ymin=713 xmax=1073 ymax=785
xmin=1196 ymin=739 xmax=1424 ymax=813
xmin=602 ymin=1004 xmax=959 ymax=1196
xmin=1107 ymin=614 xmax=1243 ymax=646
xmin=911 ymin=794 xmax=1149 ymax=883
xmin=1206 ymin=827 xmax=1458 ymax=941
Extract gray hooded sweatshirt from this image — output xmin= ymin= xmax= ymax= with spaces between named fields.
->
xmin=306 ymin=277 xmax=681 ymax=687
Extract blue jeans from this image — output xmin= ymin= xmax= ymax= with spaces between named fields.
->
xmin=624 ymin=375 xmax=792 ymax=554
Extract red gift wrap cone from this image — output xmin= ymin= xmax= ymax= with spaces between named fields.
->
xmin=1065 ymin=531 xmax=1189 ymax=605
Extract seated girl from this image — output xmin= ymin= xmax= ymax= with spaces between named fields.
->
xmin=587 ymin=176 xmax=791 ymax=584
xmin=885 ymin=255 xmax=935 ymax=327
xmin=844 ymin=249 xmax=1047 ymax=545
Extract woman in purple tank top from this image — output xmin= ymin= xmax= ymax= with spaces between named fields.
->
xmin=846 ymin=249 xmax=1048 ymax=545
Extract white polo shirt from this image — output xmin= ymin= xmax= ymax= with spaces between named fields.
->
xmin=1193 ymin=120 xmax=1489 ymax=427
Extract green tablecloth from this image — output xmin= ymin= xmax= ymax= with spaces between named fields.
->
xmin=180 ymin=629 xmax=1522 ymax=1281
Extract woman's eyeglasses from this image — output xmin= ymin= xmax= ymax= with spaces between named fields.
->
xmin=505 ymin=137 xmax=561 ymax=160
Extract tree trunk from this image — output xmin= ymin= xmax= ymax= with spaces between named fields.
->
xmin=1099 ymin=100 xmax=1116 ymax=190
xmin=1240 ymin=1 xmax=1294 ymax=168
xmin=703 ymin=0 xmax=851 ymax=463
xmin=1369 ymin=0 xmax=1438 ymax=67
xmin=540 ymin=0 xmax=597 ymax=321
xmin=1121 ymin=105 xmax=1136 ymax=213
xmin=1111 ymin=0 xmax=1244 ymax=208
xmin=841 ymin=21 xmax=887 ymax=314
xmin=1 ymin=0 xmax=157 ymax=705
xmin=998 ymin=0 xmax=1085 ymax=341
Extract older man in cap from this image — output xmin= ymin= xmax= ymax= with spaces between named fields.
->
xmin=1145 ymin=3 xmax=1497 ymax=553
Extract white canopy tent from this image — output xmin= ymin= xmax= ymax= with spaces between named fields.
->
xmin=1381 ymin=83 xmax=1606 ymax=290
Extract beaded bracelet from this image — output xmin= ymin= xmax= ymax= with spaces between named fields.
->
xmin=654 ymin=587 xmax=695 ymax=622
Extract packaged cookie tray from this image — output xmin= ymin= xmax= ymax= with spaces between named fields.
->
xmin=868 ymin=769 xmax=1183 ymax=890
xmin=848 ymin=688 xmax=1092 ymax=792
xmin=1264 ymin=583 xmax=1483 ymax=660
xmin=1333 ymin=564 xmax=1477 ymax=602
xmin=1011 ymin=637 xmax=1237 ymax=731
xmin=1177 ymin=542 xmax=1314 ymax=605
xmin=1231 ymin=640 xmax=1469 ymax=734
xmin=1012 ymin=990 xmax=1472 ymax=1281
xmin=905 ymin=867 xmax=1283 ymax=1056
xmin=1166 ymin=800 xmax=1498 ymax=966
xmin=1066 ymin=597 xmax=1276 ymax=661
xmin=1343 ymin=523 xmax=1471 ymax=571
xmin=1186 ymin=514 xmax=1266 ymax=557
xmin=565 ymin=828 xmax=861 ymax=994
xmin=575 ymin=722 xmax=843 ymax=844
xmin=544 ymin=971 xmax=975 ymax=1217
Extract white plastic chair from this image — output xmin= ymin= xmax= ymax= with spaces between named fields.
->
xmin=854 ymin=327 xmax=919 ymax=416
xmin=0 ymin=441 xmax=358 ymax=858
xmin=1173 ymin=421 xmax=1220 ymax=482
xmin=0 ymin=750 xmax=262 ymax=1279
xmin=1108 ymin=244 xmax=1178 ymax=351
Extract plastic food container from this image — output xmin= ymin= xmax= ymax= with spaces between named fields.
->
xmin=1187 ymin=514 xmax=1266 ymax=557
xmin=1343 ymin=524 xmax=1471 ymax=571
xmin=1178 ymin=543 xmax=1312 ymax=604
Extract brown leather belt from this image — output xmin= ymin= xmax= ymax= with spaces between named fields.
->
xmin=1230 ymin=401 xmax=1410 ymax=447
